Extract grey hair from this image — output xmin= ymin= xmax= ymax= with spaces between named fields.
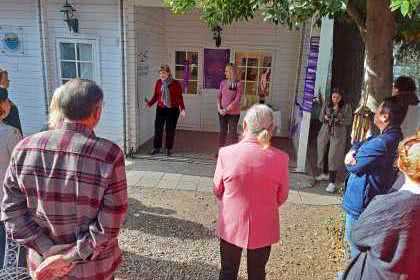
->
xmin=58 ymin=79 xmax=103 ymax=121
xmin=244 ymin=104 xmax=274 ymax=148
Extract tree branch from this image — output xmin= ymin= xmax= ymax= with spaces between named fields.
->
xmin=346 ymin=0 xmax=367 ymax=42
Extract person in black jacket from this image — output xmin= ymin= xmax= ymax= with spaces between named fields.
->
xmin=0 ymin=69 xmax=22 ymax=134
xmin=343 ymin=131 xmax=420 ymax=280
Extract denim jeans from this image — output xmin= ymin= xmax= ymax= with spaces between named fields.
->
xmin=345 ymin=213 xmax=360 ymax=258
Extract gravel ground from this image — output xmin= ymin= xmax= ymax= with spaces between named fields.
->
xmin=116 ymin=187 xmax=345 ymax=280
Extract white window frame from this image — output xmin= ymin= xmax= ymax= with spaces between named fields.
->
xmin=56 ymin=38 xmax=100 ymax=86
xmin=233 ymin=49 xmax=274 ymax=104
xmin=171 ymin=48 xmax=202 ymax=96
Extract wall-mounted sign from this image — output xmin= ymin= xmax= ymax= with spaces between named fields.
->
xmin=3 ymin=33 xmax=19 ymax=50
xmin=0 ymin=26 xmax=24 ymax=55
xmin=137 ymin=50 xmax=150 ymax=77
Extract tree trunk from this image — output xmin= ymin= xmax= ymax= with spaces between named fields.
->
xmin=363 ymin=0 xmax=396 ymax=111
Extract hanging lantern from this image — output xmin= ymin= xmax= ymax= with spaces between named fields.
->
xmin=60 ymin=0 xmax=79 ymax=33
xmin=212 ymin=25 xmax=222 ymax=48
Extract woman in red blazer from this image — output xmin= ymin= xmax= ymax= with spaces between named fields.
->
xmin=146 ymin=65 xmax=186 ymax=156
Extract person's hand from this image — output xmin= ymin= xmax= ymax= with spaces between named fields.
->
xmin=44 ymin=244 xmax=73 ymax=259
xmin=324 ymin=115 xmax=330 ymax=121
xmin=218 ymin=107 xmax=226 ymax=116
xmin=345 ymin=150 xmax=356 ymax=165
xmin=180 ymin=110 xmax=186 ymax=119
xmin=35 ymin=254 xmax=74 ymax=280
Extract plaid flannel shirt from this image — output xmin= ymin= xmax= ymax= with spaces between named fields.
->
xmin=1 ymin=122 xmax=128 ymax=280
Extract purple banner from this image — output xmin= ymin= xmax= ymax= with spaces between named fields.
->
xmin=183 ymin=60 xmax=190 ymax=94
xmin=204 ymin=48 xmax=230 ymax=89
xmin=289 ymin=36 xmax=320 ymax=137
xmin=302 ymin=36 xmax=320 ymax=112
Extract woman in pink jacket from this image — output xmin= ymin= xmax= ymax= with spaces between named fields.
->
xmin=213 ymin=104 xmax=289 ymax=280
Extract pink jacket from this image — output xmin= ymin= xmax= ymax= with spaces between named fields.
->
xmin=213 ymin=136 xmax=289 ymax=249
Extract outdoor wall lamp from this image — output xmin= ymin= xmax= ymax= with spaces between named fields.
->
xmin=60 ymin=0 xmax=79 ymax=33
xmin=212 ymin=25 xmax=223 ymax=48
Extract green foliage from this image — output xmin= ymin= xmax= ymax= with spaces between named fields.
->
xmin=165 ymin=0 xmax=420 ymax=34
xmin=395 ymin=42 xmax=420 ymax=88
xmin=391 ymin=0 xmax=420 ymax=16
xmin=165 ymin=0 xmax=348 ymax=28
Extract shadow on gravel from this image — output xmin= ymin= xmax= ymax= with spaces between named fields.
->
xmin=124 ymin=198 xmax=214 ymax=240
xmin=117 ymin=251 xmax=246 ymax=280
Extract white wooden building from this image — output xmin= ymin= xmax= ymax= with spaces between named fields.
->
xmin=0 ymin=0 xmax=322 ymax=169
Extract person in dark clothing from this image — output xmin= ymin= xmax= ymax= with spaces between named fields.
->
xmin=146 ymin=65 xmax=186 ymax=156
xmin=386 ymin=76 xmax=419 ymax=137
xmin=387 ymin=76 xmax=418 ymax=192
xmin=343 ymin=132 xmax=420 ymax=280
xmin=0 ymin=69 xmax=22 ymax=134
xmin=315 ymin=88 xmax=353 ymax=193
xmin=342 ymin=98 xmax=406 ymax=258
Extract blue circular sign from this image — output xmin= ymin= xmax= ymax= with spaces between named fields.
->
xmin=3 ymin=32 xmax=19 ymax=51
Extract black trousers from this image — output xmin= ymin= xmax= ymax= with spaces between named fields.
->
xmin=153 ymin=107 xmax=180 ymax=150
xmin=218 ymin=114 xmax=240 ymax=148
xmin=219 ymin=239 xmax=271 ymax=280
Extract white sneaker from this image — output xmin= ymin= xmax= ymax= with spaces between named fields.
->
xmin=315 ymin=173 xmax=329 ymax=181
xmin=326 ymin=183 xmax=337 ymax=193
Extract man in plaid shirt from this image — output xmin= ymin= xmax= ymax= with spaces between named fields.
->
xmin=1 ymin=79 xmax=128 ymax=280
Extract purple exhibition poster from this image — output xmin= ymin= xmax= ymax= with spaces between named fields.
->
xmin=204 ymin=48 xmax=230 ymax=89
xmin=302 ymin=36 xmax=320 ymax=112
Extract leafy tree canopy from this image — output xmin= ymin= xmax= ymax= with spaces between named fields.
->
xmin=164 ymin=0 xmax=420 ymax=42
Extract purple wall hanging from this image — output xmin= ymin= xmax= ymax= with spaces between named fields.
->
xmin=204 ymin=48 xmax=230 ymax=89
xmin=183 ymin=60 xmax=190 ymax=94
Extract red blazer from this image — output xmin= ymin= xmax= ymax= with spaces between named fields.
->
xmin=147 ymin=79 xmax=185 ymax=111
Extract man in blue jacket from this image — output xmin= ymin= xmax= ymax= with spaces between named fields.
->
xmin=343 ymin=98 xmax=405 ymax=258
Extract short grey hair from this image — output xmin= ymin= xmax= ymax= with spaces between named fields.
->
xmin=58 ymin=79 xmax=103 ymax=121
xmin=244 ymin=104 xmax=275 ymax=148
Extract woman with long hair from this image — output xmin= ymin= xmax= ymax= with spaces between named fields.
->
xmin=214 ymin=104 xmax=289 ymax=280
xmin=316 ymin=88 xmax=353 ymax=192
xmin=216 ymin=63 xmax=243 ymax=154
xmin=146 ymin=65 xmax=186 ymax=156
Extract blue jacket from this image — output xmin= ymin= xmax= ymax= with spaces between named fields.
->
xmin=343 ymin=127 xmax=402 ymax=218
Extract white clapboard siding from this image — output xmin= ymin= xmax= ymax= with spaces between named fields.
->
xmin=135 ymin=8 xmax=302 ymax=137
xmin=45 ymin=0 xmax=124 ymax=146
xmin=135 ymin=7 xmax=167 ymax=145
xmin=0 ymin=0 xmax=47 ymax=135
